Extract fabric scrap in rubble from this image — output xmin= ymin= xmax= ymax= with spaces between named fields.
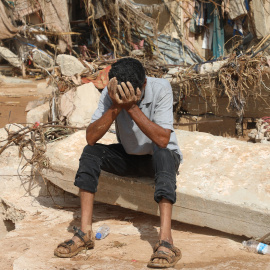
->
xmin=82 ymin=65 xmax=111 ymax=90
xmin=0 ymin=1 xmax=20 ymax=39
xmin=202 ymin=23 xmax=214 ymax=50
xmin=252 ymin=0 xmax=270 ymax=39
xmin=227 ymin=0 xmax=248 ymax=20
xmin=195 ymin=0 xmax=205 ymax=26
xmin=206 ymin=1 xmax=224 ymax=59
xmin=37 ymin=0 xmax=72 ymax=53
xmin=155 ymin=34 xmax=202 ymax=64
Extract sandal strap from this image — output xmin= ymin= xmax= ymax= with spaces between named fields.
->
xmin=73 ymin=226 xmax=87 ymax=244
xmin=150 ymin=250 xmax=173 ymax=263
xmin=153 ymin=240 xmax=181 ymax=256
xmin=153 ymin=240 xmax=172 ymax=252
xmin=57 ymin=240 xmax=75 ymax=253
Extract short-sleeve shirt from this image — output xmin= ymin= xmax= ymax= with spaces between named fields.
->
xmin=91 ymin=77 xmax=183 ymax=160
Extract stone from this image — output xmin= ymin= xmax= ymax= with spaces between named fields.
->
xmin=25 ymin=99 xmax=46 ymax=112
xmin=0 ymin=47 xmax=21 ymax=68
xmin=42 ymin=129 xmax=270 ymax=239
xmin=37 ymin=82 xmax=55 ymax=95
xmin=56 ymin=54 xmax=88 ymax=76
xmin=26 ymin=102 xmax=50 ymax=124
xmin=199 ymin=60 xmax=228 ymax=74
xmin=32 ymin=48 xmax=54 ymax=68
xmin=68 ymin=83 xmax=100 ymax=128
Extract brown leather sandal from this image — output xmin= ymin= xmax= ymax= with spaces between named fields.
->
xmin=54 ymin=226 xmax=95 ymax=258
xmin=147 ymin=240 xmax=182 ymax=268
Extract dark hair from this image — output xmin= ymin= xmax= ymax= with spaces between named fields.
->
xmin=109 ymin=58 xmax=146 ymax=90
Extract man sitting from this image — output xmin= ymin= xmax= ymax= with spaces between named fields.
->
xmin=54 ymin=57 xmax=183 ymax=268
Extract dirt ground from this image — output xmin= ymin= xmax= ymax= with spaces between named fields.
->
xmin=1 ymin=198 xmax=270 ymax=270
xmin=0 ymin=77 xmax=270 ymax=269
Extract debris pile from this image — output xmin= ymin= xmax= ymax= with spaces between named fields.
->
xmin=1 ymin=1 xmax=270 ymax=137
xmin=248 ymin=117 xmax=270 ymax=143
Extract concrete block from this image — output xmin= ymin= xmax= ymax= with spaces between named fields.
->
xmin=26 ymin=102 xmax=50 ymax=124
xmin=56 ymin=54 xmax=88 ymax=76
xmin=43 ymin=130 xmax=270 ymax=238
xmin=68 ymin=83 xmax=100 ymax=128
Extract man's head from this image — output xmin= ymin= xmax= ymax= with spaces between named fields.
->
xmin=108 ymin=58 xmax=146 ymax=91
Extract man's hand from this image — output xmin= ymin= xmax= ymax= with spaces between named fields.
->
xmin=116 ymin=81 xmax=141 ymax=111
xmin=107 ymin=77 xmax=120 ymax=107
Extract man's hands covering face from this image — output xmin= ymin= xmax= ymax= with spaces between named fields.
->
xmin=108 ymin=77 xmax=141 ymax=110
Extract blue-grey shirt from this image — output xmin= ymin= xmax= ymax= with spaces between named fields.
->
xmin=91 ymin=77 xmax=183 ymax=160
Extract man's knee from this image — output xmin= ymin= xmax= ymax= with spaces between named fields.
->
xmin=82 ymin=144 xmax=104 ymax=158
xmin=74 ymin=144 xmax=103 ymax=193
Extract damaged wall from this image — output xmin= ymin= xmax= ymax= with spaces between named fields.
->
xmin=0 ymin=1 xmax=20 ymax=39
xmin=37 ymin=0 xmax=72 ymax=53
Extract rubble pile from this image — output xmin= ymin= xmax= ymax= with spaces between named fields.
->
xmin=248 ymin=117 xmax=270 ymax=143
xmin=0 ymin=0 xmax=270 ymax=135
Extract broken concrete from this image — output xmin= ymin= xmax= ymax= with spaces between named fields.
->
xmin=56 ymin=54 xmax=88 ymax=77
xmin=26 ymin=102 xmax=50 ymax=124
xmin=37 ymin=82 xmax=55 ymax=96
xmin=1 ymin=125 xmax=270 ymax=269
xmin=0 ymin=47 xmax=21 ymax=68
xmin=68 ymin=82 xmax=101 ymax=128
xmin=43 ymin=129 xmax=270 ymax=239
xmin=248 ymin=118 xmax=270 ymax=143
xmin=32 ymin=48 xmax=54 ymax=69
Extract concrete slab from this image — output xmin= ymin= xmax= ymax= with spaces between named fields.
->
xmin=43 ymin=130 xmax=270 ymax=238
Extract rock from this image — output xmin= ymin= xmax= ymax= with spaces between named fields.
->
xmin=0 ymin=47 xmax=21 ymax=68
xmin=26 ymin=102 xmax=50 ymax=124
xmin=37 ymin=82 xmax=55 ymax=95
xmin=68 ymin=83 xmax=100 ymax=128
xmin=248 ymin=118 xmax=270 ymax=143
xmin=59 ymin=89 xmax=76 ymax=121
xmin=0 ymin=76 xmax=32 ymax=84
xmin=198 ymin=60 xmax=228 ymax=74
xmin=43 ymin=130 xmax=270 ymax=238
xmin=32 ymin=48 xmax=54 ymax=68
xmin=56 ymin=54 xmax=88 ymax=76
xmin=130 ymin=50 xmax=144 ymax=56
xmin=25 ymin=99 xmax=47 ymax=112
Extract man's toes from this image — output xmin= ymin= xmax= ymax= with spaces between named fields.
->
xmin=56 ymin=247 xmax=68 ymax=254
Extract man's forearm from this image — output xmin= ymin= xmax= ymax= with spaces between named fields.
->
xmin=127 ymin=105 xmax=171 ymax=148
xmin=86 ymin=104 xmax=121 ymax=145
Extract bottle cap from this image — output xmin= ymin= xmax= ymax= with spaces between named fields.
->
xmin=96 ymin=232 xmax=102 ymax=239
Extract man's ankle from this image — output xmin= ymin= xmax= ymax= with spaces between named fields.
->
xmin=159 ymin=235 xmax=173 ymax=244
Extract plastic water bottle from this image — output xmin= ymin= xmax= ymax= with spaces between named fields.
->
xmin=242 ymin=240 xmax=270 ymax=255
xmin=95 ymin=224 xmax=110 ymax=240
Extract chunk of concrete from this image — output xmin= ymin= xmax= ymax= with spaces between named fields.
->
xmin=25 ymin=99 xmax=46 ymax=112
xmin=68 ymin=83 xmax=100 ymax=128
xmin=0 ymin=47 xmax=21 ymax=68
xmin=56 ymin=54 xmax=88 ymax=76
xmin=32 ymin=48 xmax=54 ymax=68
xmin=26 ymin=102 xmax=50 ymax=124
xmin=37 ymin=82 xmax=55 ymax=96
xmin=43 ymin=130 xmax=270 ymax=238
